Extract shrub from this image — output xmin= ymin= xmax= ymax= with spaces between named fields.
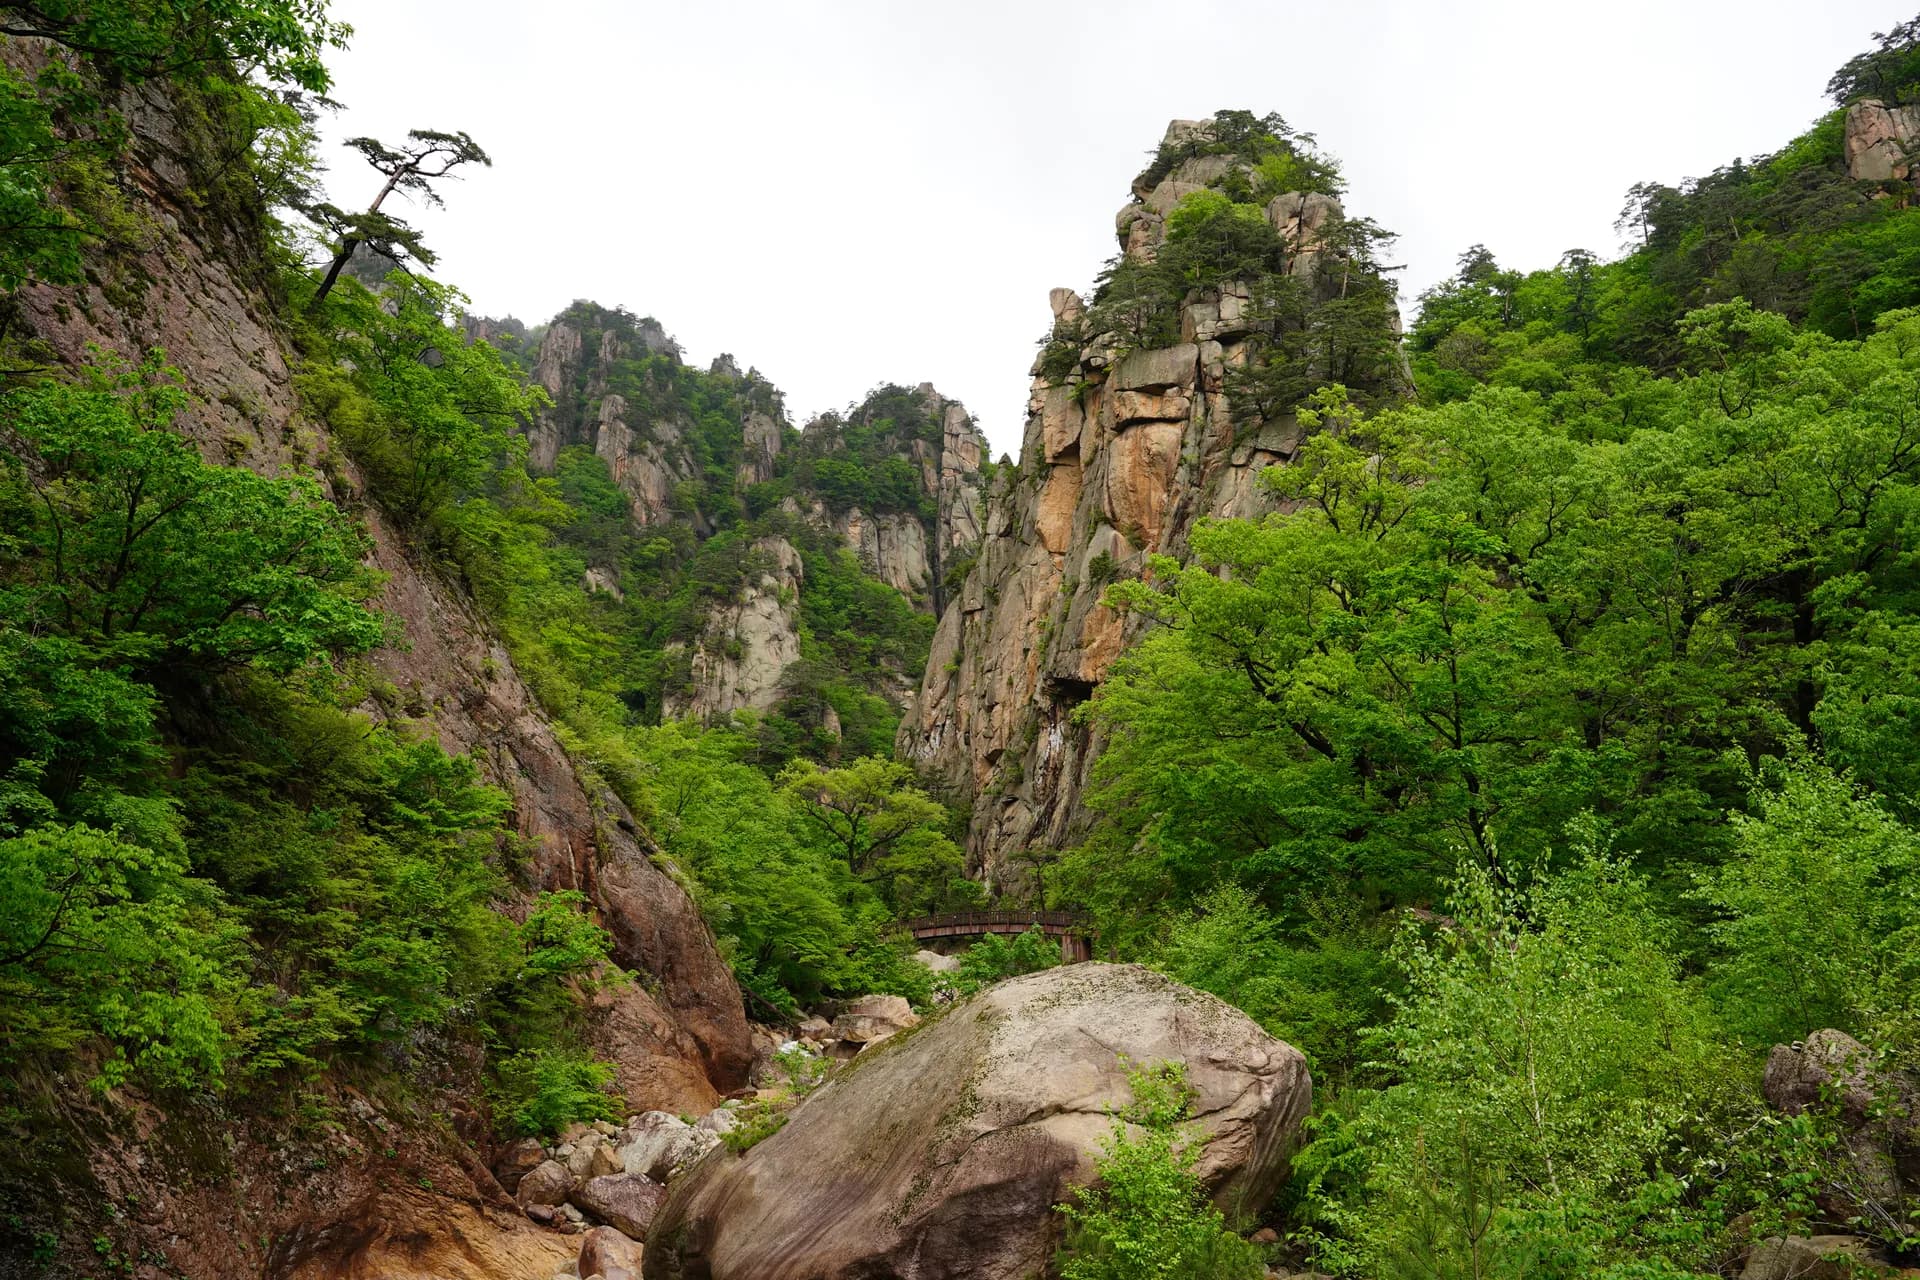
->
xmin=721 ymin=1099 xmax=789 ymax=1153
xmin=949 ymin=927 xmax=1059 ymax=996
xmin=489 ymin=1048 xmax=622 ymax=1139
xmin=1056 ymin=1061 xmax=1266 ymax=1280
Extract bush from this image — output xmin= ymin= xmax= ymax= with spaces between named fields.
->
xmin=490 ymin=1048 xmax=622 ymax=1139
xmin=721 ymin=1099 xmax=788 ymax=1153
xmin=1057 ymin=1061 xmax=1266 ymax=1280
xmin=949 ymin=928 xmax=1059 ymax=996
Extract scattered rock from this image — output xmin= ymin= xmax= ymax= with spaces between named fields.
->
xmin=578 ymin=1224 xmax=644 ymax=1279
xmin=695 ymin=1109 xmax=738 ymax=1136
xmin=643 ymin=963 xmax=1311 ymax=1280
xmin=567 ymin=1132 xmax=623 ymax=1180
xmin=517 ymin=1159 xmax=575 ymax=1208
xmin=493 ymin=1137 xmax=548 ymax=1194
xmin=1250 ymin=1226 xmax=1279 ymax=1244
xmin=1739 ymin=1234 xmax=1885 ymax=1280
xmin=617 ymin=1113 xmax=714 ymax=1182
xmin=573 ymin=1173 xmax=668 ymax=1239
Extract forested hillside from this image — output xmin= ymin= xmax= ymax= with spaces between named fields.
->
xmin=1038 ymin=27 xmax=1920 ymax=1277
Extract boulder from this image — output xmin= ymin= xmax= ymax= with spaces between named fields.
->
xmin=796 ymin=1016 xmax=832 ymax=1041
xmin=1765 ymin=1030 xmax=1885 ymax=1121
xmin=573 ymin=1173 xmax=668 ymax=1239
xmin=1740 ymin=1234 xmax=1885 ymax=1280
xmin=493 ymin=1137 xmax=548 ymax=1194
xmin=695 ymin=1108 xmax=738 ymax=1136
xmin=914 ymin=949 xmax=961 ymax=975
xmin=1765 ymin=1029 xmax=1919 ymax=1206
xmin=830 ymin=994 xmax=920 ymax=1046
xmin=617 ymin=1112 xmax=715 ymax=1182
xmin=517 ymin=1159 xmax=574 ymax=1208
xmin=643 ymin=963 xmax=1311 ymax=1280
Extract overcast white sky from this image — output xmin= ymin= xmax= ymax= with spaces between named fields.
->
xmin=317 ymin=1 xmax=1914 ymax=456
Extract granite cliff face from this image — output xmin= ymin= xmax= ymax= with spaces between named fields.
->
xmin=511 ymin=307 xmax=989 ymax=724
xmin=1845 ymin=97 xmax=1920 ymax=182
xmin=899 ymin=119 xmax=1395 ymax=885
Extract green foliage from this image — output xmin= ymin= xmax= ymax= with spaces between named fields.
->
xmin=1155 ymin=887 xmax=1391 ymax=1086
xmin=1301 ymin=853 xmax=1734 ymax=1279
xmin=1 ymin=0 xmax=347 ymax=94
xmin=303 ymin=275 xmax=543 ymax=525
xmin=1 ymin=353 xmax=385 ymax=678
xmin=0 ymin=823 xmax=241 ymax=1088
xmin=720 ymin=1099 xmax=789 ymax=1153
xmin=1068 ymin=115 xmax=1400 ymax=421
xmin=489 ymin=1049 xmax=621 ymax=1140
xmin=0 ymin=337 xmax=612 ymax=1091
xmin=1827 ymin=15 xmax=1920 ymax=106
xmin=1057 ymin=1061 xmax=1267 ymax=1280
xmin=777 ymin=756 xmax=969 ymax=916
xmin=948 ymin=927 xmax=1059 ymax=996
xmin=1699 ymin=761 xmax=1920 ymax=1059
xmin=0 ymin=0 xmax=345 ymax=303
xmin=772 ymin=1044 xmax=829 ymax=1098
xmin=1139 ymin=109 xmax=1344 ymax=198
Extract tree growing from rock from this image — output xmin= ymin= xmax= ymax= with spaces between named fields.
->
xmin=307 ymin=128 xmax=490 ymax=307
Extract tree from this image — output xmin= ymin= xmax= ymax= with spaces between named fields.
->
xmin=308 ymin=129 xmax=490 ymax=307
xmin=0 ymin=0 xmax=346 ymax=93
xmin=1302 ymin=854 xmax=1732 ymax=1279
xmin=1700 ymin=762 xmax=1920 ymax=1056
xmin=0 ymin=352 xmax=386 ymax=675
xmin=777 ymin=756 xmax=964 ymax=913
xmin=305 ymin=275 xmax=541 ymax=522
xmin=1827 ymin=15 xmax=1920 ymax=106
xmin=0 ymin=822 xmax=242 ymax=1087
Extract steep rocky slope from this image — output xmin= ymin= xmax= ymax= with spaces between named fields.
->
xmin=0 ymin=46 xmax=745 ymax=1276
xmin=899 ymin=118 xmax=1402 ymax=885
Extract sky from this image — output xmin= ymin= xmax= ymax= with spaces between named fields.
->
xmin=316 ymin=0 xmax=1914 ymax=457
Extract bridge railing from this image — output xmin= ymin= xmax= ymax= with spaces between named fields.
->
xmin=899 ymin=909 xmax=1089 ymax=936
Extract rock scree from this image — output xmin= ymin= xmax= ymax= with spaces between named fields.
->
xmin=642 ymin=962 xmax=1311 ymax=1280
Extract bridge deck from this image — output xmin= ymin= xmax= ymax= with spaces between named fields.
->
xmin=900 ymin=910 xmax=1095 ymax=962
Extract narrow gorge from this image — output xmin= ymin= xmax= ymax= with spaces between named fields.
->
xmin=6 ymin=8 xmax=1920 ymax=1280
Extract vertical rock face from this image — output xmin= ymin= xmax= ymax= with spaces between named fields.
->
xmin=1846 ymin=98 xmax=1920 ymax=182
xmin=792 ymin=382 xmax=991 ymax=613
xmin=523 ymin=302 xmax=777 ymax=529
xmin=514 ymin=321 xmax=988 ymax=725
xmin=899 ymin=118 xmax=1383 ymax=885
xmin=663 ymin=536 xmax=807 ymax=721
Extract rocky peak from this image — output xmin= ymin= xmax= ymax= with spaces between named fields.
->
xmin=786 ymin=381 xmax=989 ymax=613
xmin=899 ymin=113 xmax=1401 ymax=886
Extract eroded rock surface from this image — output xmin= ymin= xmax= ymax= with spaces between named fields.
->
xmin=899 ymin=117 xmax=1382 ymax=885
xmin=643 ymin=963 xmax=1311 ymax=1280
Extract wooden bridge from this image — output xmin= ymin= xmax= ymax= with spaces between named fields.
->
xmin=900 ymin=909 xmax=1094 ymax=963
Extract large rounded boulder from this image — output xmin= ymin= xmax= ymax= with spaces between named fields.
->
xmin=643 ymin=963 xmax=1311 ymax=1280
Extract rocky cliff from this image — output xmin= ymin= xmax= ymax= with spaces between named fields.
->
xmin=510 ymin=304 xmax=988 ymax=728
xmin=0 ymin=48 xmax=748 ymax=1276
xmin=1845 ymin=97 xmax=1920 ymax=182
xmin=899 ymin=117 xmax=1401 ymax=886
